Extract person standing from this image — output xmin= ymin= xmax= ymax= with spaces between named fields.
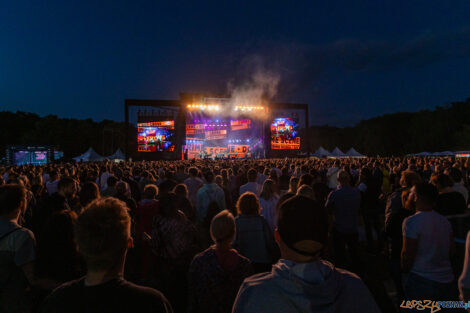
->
xmin=184 ymin=167 xmax=203 ymax=208
xmin=239 ymin=169 xmax=261 ymax=197
xmin=196 ymin=171 xmax=225 ymax=223
xmin=326 ymin=160 xmax=341 ymax=190
xmin=188 ymin=210 xmax=253 ymax=313
xmin=233 ymin=192 xmax=278 ymax=273
xmin=401 ymin=183 xmax=456 ymax=301
xmin=259 ymin=179 xmax=279 ymax=232
xmin=325 ymin=170 xmax=361 ymax=269
xmin=0 ymin=184 xmax=36 ymax=313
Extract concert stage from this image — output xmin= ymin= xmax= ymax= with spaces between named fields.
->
xmin=125 ymin=94 xmax=308 ymax=160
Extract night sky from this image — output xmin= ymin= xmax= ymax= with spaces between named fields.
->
xmin=2 ymin=0 xmax=470 ymax=126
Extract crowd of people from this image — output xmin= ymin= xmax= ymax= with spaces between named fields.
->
xmin=1 ymin=156 xmax=470 ymax=312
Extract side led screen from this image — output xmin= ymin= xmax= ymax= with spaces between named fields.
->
xmin=137 ymin=121 xmax=175 ymax=152
xmin=271 ymin=117 xmax=300 ymax=149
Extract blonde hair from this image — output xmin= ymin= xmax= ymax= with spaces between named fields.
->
xmin=260 ymin=179 xmax=276 ymax=201
xmin=210 ymin=210 xmax=235 ymax=243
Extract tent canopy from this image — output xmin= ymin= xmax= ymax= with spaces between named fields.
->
xmin=331 ymin=147 xmax=346 ymax=157
xmin=346 ymin=148 xmax=366 ymax=157
xmin=73 ymin=147 xmax=104 ymax=162
xmin=107 ymin=148 xmax=125 ymax=160
xmin=314 ymin=146 xmax=331 ymax=157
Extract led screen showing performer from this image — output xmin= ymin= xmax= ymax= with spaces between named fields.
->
xmin=271 ymin=117 xmax=300 ymax=149
xmin=185 ymin=115 xmax=263 ymax=159
xmin=32 ymin=151 xmax=48 ymax=165
xmin=137 ymin=121 xmax=175 ymax=152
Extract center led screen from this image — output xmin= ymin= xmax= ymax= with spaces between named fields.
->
xmin=137 ymin=121 xmax=175 ymax=152
xmin=185 ymin=114 xmax=263 ymax=159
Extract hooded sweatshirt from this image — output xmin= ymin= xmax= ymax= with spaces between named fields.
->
xmin=232 ymin=259 xmax=380 ymax=313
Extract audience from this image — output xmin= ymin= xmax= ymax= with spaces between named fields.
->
xmin=1 ymin=156 xmax=469 ymax=313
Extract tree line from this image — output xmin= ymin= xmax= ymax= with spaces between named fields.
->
xmin=1 ymin=98 xmax=469 ymax=159
xmin=302 ymin=98 xmax=470 ymax=156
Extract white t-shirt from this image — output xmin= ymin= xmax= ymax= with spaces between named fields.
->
xmin=46 ymin=180 xmax=59 ymax=195
xmin=327 ymin=167 xmax=340 ymax=189
xmin=100 ymin=172 xmax=112 ymax=191
xmin=259 ymin=195 xmax=279 ymax=232
xmin=240 ymin=182 xmax=261 ymax=197
xmin=402 ymin=210 xmax=454 ymax=283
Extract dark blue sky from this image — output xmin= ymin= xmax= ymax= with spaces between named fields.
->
xmin=2 ymin=0 xmax=470 ymax=126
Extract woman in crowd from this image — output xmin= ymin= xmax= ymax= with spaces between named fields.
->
xmin=215 ymin=175 xmax=233 ymax=216
xmin=133 ymin=184 xmax=159 ymax=283
xmin=173 ymin=183 xmax=197 ymax=222
xmin=233 ymin=192 xmax=279 ymax=273
xmin=151 ymin=192 xmax=198 ymax=313
xmin=188 ymin=210 xmax=253 ymax=313
xmin=259 ymin=179 xmax=279 ymax=232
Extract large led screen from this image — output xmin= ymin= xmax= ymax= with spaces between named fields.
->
xmin=185 ymin=115 xmax=263 ymax=159
xmin=137 ymin=121 xmax=175 ymax=152
xmin=270 ymin=117 xmax=300 ymax=149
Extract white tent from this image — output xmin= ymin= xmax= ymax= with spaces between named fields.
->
xmin=346 ymin=148 xmax=366 ymax=158
xmin=73 ymin=147 xmax=104 ymax=162
xmin=412 ymin=152 xmax=431 ymax=156
xmin=313 ymin=146 xmax=331 ymax=157
xmin=331 ymin=147 xmax=346 ymax=157
xmin=107 ymin=148 xmax=125 ymax=161
xmin=436 ymin=151 xmax=455 ymax=156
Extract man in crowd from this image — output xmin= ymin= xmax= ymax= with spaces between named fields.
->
xmin=239 ymin=168 xmax=261 ymax=196
xmin=184 ymin=167 xmax=203 ymax=208
xmin=325 ymin=170 xmax=361 ymax=269
xmin=33 ymin=177 xmax=77 ymax=236
xmin=232 ymin=195 xmax=380 ymax=313
xmin=40 ymin=197 xmax=173 ymax=313
xmin=196 ymin=171 xmax=225 ymax=222
xmin=384 ymin=170 xmax=421 ymax=299
xmin=401 ymin=182 xmax=456 ymax=301
xmin=326 ymin=160 xmax=340 ymax=190
xmin=45 ymin=170 xmax=60 ymax=195
xmin=101 ymin=176 xmax=118 ymax=197
xmin=0 ymin=184 xmax=36 ymax=313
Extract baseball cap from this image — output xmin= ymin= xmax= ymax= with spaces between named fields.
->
xmin=277 ymin=195 xmax=328 ymax=256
